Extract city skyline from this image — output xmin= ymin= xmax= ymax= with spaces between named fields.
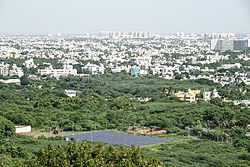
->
xmin=0 ymin=0 xmax=250 ymax=35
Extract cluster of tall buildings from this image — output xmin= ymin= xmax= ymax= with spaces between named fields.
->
xmin=210 ymin=39 xmax=249 ymax=51
xmin=209 ymin=33 xmax=249 ymax=51
xmin=205 ymin=33 xmax=235 ymax=40
xmin=99 ymin=31 xmax=152 ymax=39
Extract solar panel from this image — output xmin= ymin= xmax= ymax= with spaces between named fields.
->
xmin=66 ymin=130 xmax=174 ymax=146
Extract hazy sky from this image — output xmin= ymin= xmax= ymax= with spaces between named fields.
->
xmin=0 ymin=0 xmax=249 ymax=34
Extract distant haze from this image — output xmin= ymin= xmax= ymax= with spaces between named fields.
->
xmin=0 ymin=0 xmax=249 ymax=34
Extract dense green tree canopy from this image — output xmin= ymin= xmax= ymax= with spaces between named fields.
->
xmin=0 ymin=116 xmax=15 ymax=139
xmin=23 ymin=142 xmax=164 ymax=167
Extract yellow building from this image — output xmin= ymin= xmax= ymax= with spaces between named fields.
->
xmin=174 ymin=88 xmax=200 ymax=103
xmin=188 ymin=88 xmax=200 ymax=96
xmin=174 ymin=92 xmax=186 ymax=101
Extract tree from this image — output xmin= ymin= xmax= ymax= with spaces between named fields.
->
xmin=0 ymin=116 xmax=15 ymax=139
xmin=20 ymin=76 xmax=30 ymax=85
xmin=23 ymin=142 xmax=165 ymax=167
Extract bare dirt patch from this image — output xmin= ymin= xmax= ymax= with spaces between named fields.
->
xmin=128 ymin=127 xmax=167 ymax=135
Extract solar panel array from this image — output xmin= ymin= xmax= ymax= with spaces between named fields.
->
xmin=66 ymin=130 xmax=174 ymax=146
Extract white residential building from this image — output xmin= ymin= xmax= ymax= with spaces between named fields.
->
xmin=203 ymin=89 xmax=220 ymax=101
xmin=203 ymin=91 xmax=212 ymax=101
xmin=65 ymin=89 xmax=77 ymax=97
xmin=83 ymin=62 xmax=105 ymax=75
xmin=9 ymin=64 xmax=24 ymax=77
xmin=24 ymin=58 xmax=36 ymax=68
xmin=217 ymin=63 xmax=242 ymax=70
xmin=0 ymin=62 xmax=9 ymax=76
xmin=0 ymin=79 xmax=21 ymax=85
xmin=38 ymin=64 xmax=77 ymax=78
xmin=15 ymin=125 xmax=31 ymax=133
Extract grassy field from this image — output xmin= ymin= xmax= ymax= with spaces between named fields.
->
xmin=142 ymin=138 xmax=250 ymax=167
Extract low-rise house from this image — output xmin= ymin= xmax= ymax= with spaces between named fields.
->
xmin=203 ymin=91 xmax=212 ymax=101
xmin=203 ymin=89 xmax=220 ymax=101
xmin=0 ymin=79 xmax=21 ymax=85
xmin=65 ymin=89 xmax=77 ymax=97
xmin=15 ymin=125 xmax=31 ymax=133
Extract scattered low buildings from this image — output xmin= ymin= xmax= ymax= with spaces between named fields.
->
xmin=0 ymin=33 xmax=249 ymax=89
